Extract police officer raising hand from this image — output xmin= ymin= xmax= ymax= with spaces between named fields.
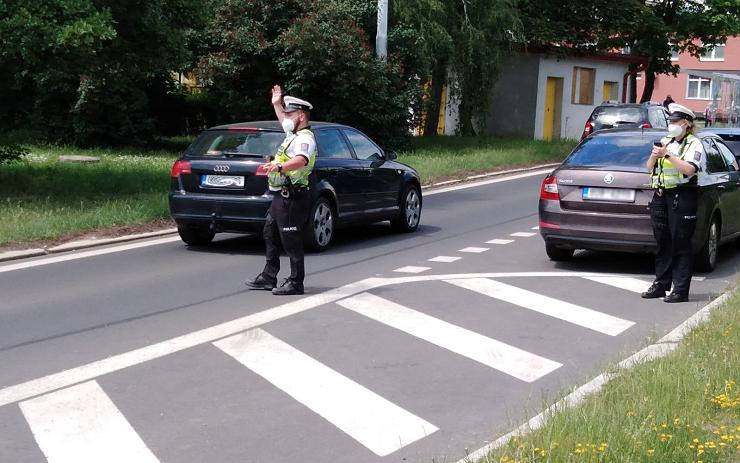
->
xmin=245 ymin=86 xmax=317 ymax=296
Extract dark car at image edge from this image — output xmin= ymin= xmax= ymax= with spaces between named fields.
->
xmin=169 ymin=121 xmax=422 ymax=251
xmin=539 ymin=128 xmax=740 ymax=272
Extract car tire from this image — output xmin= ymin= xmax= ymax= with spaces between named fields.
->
xmin=390 ymin=184 xmax=422 ymax=233
xmin=545 ymin=243 xmax=574 ymax=261
xmin=177 ymin=225 xmax=215 ymax=246
xmin=304 ymin=196 xmax=335 ymax=252
xmin=695 ymin=215 xmax=719 ymax=273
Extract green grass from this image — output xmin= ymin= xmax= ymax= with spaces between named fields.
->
xmin=401 ymin=136 xmax=577 ymax=184
xmin=479 ymin=288 xmax=740 ymax=463
xmin=0 ymin=144 xmax=179 ymax=245
xmin=0 ymin=135 xmax=576 ymax=246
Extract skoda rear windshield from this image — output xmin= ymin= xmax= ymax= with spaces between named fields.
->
xmin=592 ymin=107 xmax=643 ymax=125
xmin=185 ymin=130 xmax=285 ymax=158
xmin=563 ymin=135 xmax=657 ymax=172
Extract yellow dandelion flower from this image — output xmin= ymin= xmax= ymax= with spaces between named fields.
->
xmin=647 ymin=448 xmax=655 ymax=456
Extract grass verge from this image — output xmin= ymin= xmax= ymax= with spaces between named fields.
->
xmin=477 ymin=287 xmax=740 ymax=463
xmin=0 ymin=136 xmax=576 ymax=246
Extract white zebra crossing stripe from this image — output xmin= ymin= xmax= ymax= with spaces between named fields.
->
xmin=582 ymin=276 xmax=651 ymax=294
xmin=19 ymin=381 xmax=160 ymax=463
xmin=428 ymin=256 xmax=461 ymax=263
xmin=336 ymin=293 xmax=562 ymax=382
xmin=459 ymin=247 xmax=489 ymax=253
xmin=509 ymin=232 xmax=536 ymax=237
xmin=446 ymin=278 xmax=634 ymax=336
xmin=485 ymin=239 xmax=514 ymax=245
xmin=214 ymin=329 xmax=437 ymax=456
xmin=394 ymin=266 xmax=431 ymax=273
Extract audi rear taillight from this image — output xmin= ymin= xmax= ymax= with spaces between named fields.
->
xmin=580 ymin=121 xmax=593 ymax=140
xmin=540 ymin=175 xmax=560 ymax=201
xmin=170 ymin=160 xmax=192 ymax=177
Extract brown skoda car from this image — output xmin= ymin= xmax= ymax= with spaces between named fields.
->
xmin=539 ymin=128 xmax=740 ymax=272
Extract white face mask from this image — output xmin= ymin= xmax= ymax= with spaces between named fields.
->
xmin=281 ymin=117 xmax=295 ymax=134
xmin=667 ymin=123 xmax=684 ymax=138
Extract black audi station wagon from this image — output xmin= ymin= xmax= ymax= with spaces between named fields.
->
xmin=169 ymin=121 xmax=422 ymax=251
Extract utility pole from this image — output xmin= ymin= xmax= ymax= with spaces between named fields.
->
xmin=376 ymin=0 xmax=388 ymax=60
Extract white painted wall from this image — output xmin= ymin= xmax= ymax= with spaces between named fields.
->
xmin=534 ymin=56 xmax=631 ymax=140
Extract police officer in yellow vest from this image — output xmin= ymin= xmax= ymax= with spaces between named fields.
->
xmin=642 ymin=103 xmax=706 ymax=303
xmin=245 ymin=85 xmax=316 ymax=295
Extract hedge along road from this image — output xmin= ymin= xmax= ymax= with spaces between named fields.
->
xmin=1 ymin=166 xmax=738 ymax=463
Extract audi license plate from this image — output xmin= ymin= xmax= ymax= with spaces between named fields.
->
xmin=201 ymin=175 xmax=244 ymax=188
xmin=582 ymin=187 xmax=635 ymax=202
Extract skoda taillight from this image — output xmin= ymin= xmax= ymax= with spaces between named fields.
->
xmin=540 ymin=175 xmax=560 ymax=201
xmin=170 ymin=160 xmax=192 ymax=177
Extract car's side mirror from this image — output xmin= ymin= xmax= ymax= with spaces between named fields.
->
xmin=385 ymin=150 xmax=398 ymax=160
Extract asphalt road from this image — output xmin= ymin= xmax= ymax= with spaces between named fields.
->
xmin=1 ymin=169 xmax=738 ymax=463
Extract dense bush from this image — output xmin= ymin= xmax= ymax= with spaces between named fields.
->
xmin=0 ymin=144 xmax=29 ymax=164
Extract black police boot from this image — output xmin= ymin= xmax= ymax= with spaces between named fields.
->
xmin=664 ymin=292 xmax=689 ymax=303
xmin=244 ymin=274 xmax=277 ymax=291
xmin=272 ymin=279 xmax=304 ymax=296
xmin=641 ymin=282 xmax=667 ymax=299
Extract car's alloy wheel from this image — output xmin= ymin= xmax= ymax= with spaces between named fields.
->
xmin=306 ymin=197 xmax=334 ymax=252
xmin=177 ymin=225 xmax=215 ymax=246
xmin=695 ymin=217 xmax=719 ymax=272
xmin=391 ymin=184 xmax=421 ymax=232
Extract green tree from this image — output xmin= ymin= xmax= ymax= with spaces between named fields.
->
xmin=0 ymin=0 xmax=209 ymax=145
xmin=392 ymin=0 xmax=520 ymax=136
xmin=517 ymin=0 xmax=740 ymax=103
xmin=199 ymin=0 xmax=415 ymax=147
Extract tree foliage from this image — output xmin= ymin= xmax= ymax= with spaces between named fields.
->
xmin=517 ymin=0 xmax=740 ymax=102
xmin=391 ymin=0 xmax=520 ymax=135
xmin=198 ymin=0 xmax=415 ymax=147
xmin=0 ymin=0 xmax=209 ymax=146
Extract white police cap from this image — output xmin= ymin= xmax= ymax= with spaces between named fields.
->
xmin=283 ymin=96 xmax=313 ymax=113
xmin=667 ymin=103 xmax=695 ymax=122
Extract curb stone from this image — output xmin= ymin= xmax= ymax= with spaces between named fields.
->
xmin=0 ymin=163 xmax=559 ymax=263
xmin=0 ymin=229 xmax=178 ymax=262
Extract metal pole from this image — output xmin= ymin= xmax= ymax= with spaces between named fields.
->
xmin=376 ymin=0 xmax=388 ymax=60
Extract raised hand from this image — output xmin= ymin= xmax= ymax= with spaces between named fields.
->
xmin=271 ymin=85 xmax=282 ymax=106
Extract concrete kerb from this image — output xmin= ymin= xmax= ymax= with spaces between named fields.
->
xmin=0 ymin=228 xmax=178 ymax=263
xmin=0 ymin=163 xmax=559 ymax=263
xmin=454 ymin=287 xmax=737 ymax=463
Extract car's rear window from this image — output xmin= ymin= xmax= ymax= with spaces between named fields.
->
xmin=563 ymin=135 xmax=656 ymax=171
xmin=591 ymin=107 xmax=643 ymax=125
xmin=185 ymin=130 xmax=284 ymax=158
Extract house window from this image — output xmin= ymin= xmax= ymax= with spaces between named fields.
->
xmin=687 ymin=75 xmax=713 ymax=100
xmin=700 ymin=44 xmax=725 ymax=61
xmin=571 ymin=67 xmax=595 ymax=105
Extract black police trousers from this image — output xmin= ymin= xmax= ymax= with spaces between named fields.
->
xmin=261 ymin=189 xmax=311 ymax=285
xmin=648 ymin=188 xmax=698 ymax=296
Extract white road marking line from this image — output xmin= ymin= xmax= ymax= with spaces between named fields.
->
xmin=509 ymin=232 xmax=536 ymax=237
xmin=582 ymin=276 xmax=651 ymax=294
xmin=531 ymin=226 xmax=540 ymax=230
xmin=19 ymin=381 xmax=159 ymax=463
xmin=424 ymin=168 xmax=554 ymax=196
xmin=393 ymin=266 xmax=431 ymax=274
xmin=486 ymin=239 xmax=514 ymax=245
xmin=428 ymin=256 xmax=461 ymax=263
xmin=214 ymin=329 xmax=437 ymax=456
xmin=0 ymin=236 xmax=182 ymax=274
xmin=336 ymin=293 xmax=561 ymax=382
xmin=458 ymin=247 xmax=489 ymax=253
xmin=446 ymin=278 xmax=634 ymax=336
xmin=0 ymin=271 xmax=653 ymax=407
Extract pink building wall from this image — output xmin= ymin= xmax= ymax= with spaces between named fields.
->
xmin=637 ymin=36 xmax=740 ymax=114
